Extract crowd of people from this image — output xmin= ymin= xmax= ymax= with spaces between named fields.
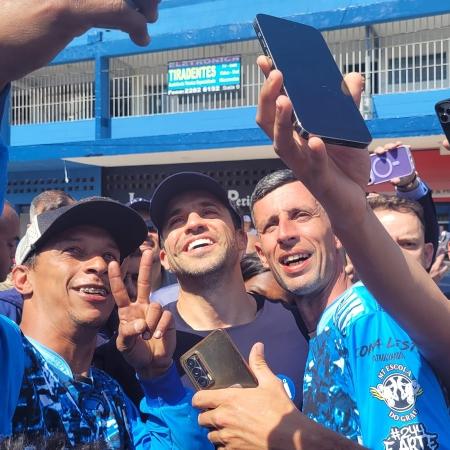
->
xmin=0 ymin=1 xmax=449 ymax=449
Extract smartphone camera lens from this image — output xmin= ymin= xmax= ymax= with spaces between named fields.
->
xmin=197 ymin=377 xmax=209 ymax=388
xmin=441 ymin=114 xmax=448 ymax=123
xmin=186 ymin=357 xmax=197 ymax=369
xmin=192 ymin=367 xmax=203 ymax=378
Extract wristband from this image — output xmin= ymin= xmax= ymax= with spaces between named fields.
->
xmin=396 ymin=175 xmax=419 ymax=192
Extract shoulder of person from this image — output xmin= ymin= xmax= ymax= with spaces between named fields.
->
xmin=330 ymin=282 xmax=382 ymax=336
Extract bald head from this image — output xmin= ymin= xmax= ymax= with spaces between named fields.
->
xmin=0 ymin=202 xmax=20 ymax=281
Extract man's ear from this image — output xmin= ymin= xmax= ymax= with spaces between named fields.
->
xmin=159 ymin=248 xmax=172 ymax=271
xmin=424 ymin=242 xmax=434 ymax=270
xmin=254 ymin=241 xmax=270 ymax=269
xmin=12 ymin=266 xmax=33 ymax=296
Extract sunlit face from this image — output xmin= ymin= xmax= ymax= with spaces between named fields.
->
xmin=160 ymin=190 xmax=246 ymax=279
xmin=20 ymin=225 xmax=120 ymax=329
xmin=253 ymin=181 xmax=340 ymax=296
xmin=374 ymin=209 xmax=433 ymax=270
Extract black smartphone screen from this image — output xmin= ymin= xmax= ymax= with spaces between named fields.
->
xmin=253 ymin=14 xmax=372 ymax=149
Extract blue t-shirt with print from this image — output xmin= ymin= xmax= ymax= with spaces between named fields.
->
xmin=302 ymin=282 xmax=450 ymax=449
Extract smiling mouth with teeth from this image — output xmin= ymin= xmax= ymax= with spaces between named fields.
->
xmin=78 ymin=287 xmax=108 ymax=296
xmin=282 ymin=254 xmax=311 ymax=266
xmin=187 ymin=238 xmax=214 ymax=251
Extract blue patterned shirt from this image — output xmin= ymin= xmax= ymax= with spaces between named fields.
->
xmin=303 ymin=282 xmax=450 ymax=449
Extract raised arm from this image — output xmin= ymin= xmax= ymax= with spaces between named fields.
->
xmin=0 ymin=0 xmax=159 ymax=92
xmin=256 ymin=56 xmax=450 ymax=387
xmin=108 ymin=250 xmax=212 ymax=449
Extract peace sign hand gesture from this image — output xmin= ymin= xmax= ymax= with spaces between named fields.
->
xmin=108 ymin=249 xmax=175 ymax=380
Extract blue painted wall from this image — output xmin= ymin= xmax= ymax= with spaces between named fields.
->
xmin=57 ymin=0 xmax=450 ymax=62
xmin=8 ymin=0 xmax=450 ymax=167
xmin=11 ymin=120 xmax=94 ymax=146
xmin=373 ymin=89 xmax=450 ymax=118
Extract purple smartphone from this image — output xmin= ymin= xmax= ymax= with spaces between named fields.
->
xmin=368 ymin=146 xmax=415 ymax=185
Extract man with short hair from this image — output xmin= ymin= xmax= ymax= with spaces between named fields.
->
xmin=368 ymin=194 xmax=434 ymax=270
xmin=29 ymin=189 xmax=76 ymax=219
xmin=193 ymin=65 xmax=450 ymax=449
xmin=0 ymin=196 xmax=211 ymax=449
xmin=149 ymin=172 xmax=308 ymax=406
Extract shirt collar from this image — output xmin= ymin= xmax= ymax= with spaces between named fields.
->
xmin=26 ymin=335 xmax=92 ymax=380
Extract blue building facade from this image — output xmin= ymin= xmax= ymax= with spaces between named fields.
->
xmin=6 ymin=0 xmax=450 ymax=229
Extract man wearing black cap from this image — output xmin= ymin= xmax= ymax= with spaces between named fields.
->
xmin=0 ymin=197 xmax=211 ymax=449
xmin=149 ymin=172 xmax=308 ymax=408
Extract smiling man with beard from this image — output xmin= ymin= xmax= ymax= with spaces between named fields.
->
xmin=148 ymin=172 xmax=308 ymax=407
xmin=0 ymin=196 xmax=212 ymax=449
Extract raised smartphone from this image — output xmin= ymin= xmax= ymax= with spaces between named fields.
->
xmin=253 ymin=14 xmax=372 ymax=149
xmin=435 ymin=99 xmax=450 ymax=142
xmin=180 ymin=329 xmax=258 ymax=390
xmin=368 ymin=146 xmax=415 ymax=185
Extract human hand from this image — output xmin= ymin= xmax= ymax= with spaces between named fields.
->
xmin=444 ymin=139 xmax=450 ymax=150
xmin=193 ymin=343 xmax=306 ymax=450
xmin=0 ymin=0 xmax=160 ymax=91
xmin=372 ymin=142 xmax=418 ymax=188
xmin=429 ymin=253 xmax=448 ymax=284
xmin=255 ymin=56 xmax=370 ymax=221
xmin=109 ymin=249 xmax=175 ymax=380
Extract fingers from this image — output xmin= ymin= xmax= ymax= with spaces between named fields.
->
xmin=256 ymin=70 xmax=284 ymax=140
xmin=144 ymin=302 xmax=166 ymax=338
xmin=248 ymin=342 xmax=276 ymax=387
xmin=343 ymin=72 xmax=365 ymax=108
xmin=109 ymin=260 xmax=131 ymax=309
xmin=193 ymin=388 xmax=236 ymax=410
xmin=443 ymin=139 xmax=449 ymax=149
xmin=113 ymin=8 xmax=151 ymax=46
xmin=132 ymin=0 xmax=160 ymax=23
xmin=73 ymin=1 xmax=151 ymax=46
xmin=273 ymin=95 xmax=300 ymax=153
xmin=206 ymin=430 xmax=225 ymax=447
xmin=373 ymin=141 xmax=403 ymax=155
xmin=256 ymin=55 xmax=273 ymax=77
xmin=116 ymin=318 xmax=147 ymax=352
xmin=136 ymin=249 xmax=153 ymax=304
xmin=117 ymin=303 xmax=171 ymax=351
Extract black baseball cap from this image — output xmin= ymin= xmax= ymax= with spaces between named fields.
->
xmin=126 ymin=197 xmax=156 ymax=230
xmin=16 ymin=196 xmax=147 ymax=265
xmin=150 ymin=172 xmax=242 ymax=233
xmin=126 ymin=197 xmax=151 ymax=211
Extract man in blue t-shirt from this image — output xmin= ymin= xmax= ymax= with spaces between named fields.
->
xmin=1 ymin=197 xmax=212 ymax=449
xmin=193 ymin=67 xmax=449 ymax=449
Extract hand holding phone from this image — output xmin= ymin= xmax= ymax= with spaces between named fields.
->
xmin=180 ymin=329 xmax=257 ymax=390
xmin=253 ymin=14 xmax=372 ymax=149
xmin=368 ymin=145 xmax=415 ymax=185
